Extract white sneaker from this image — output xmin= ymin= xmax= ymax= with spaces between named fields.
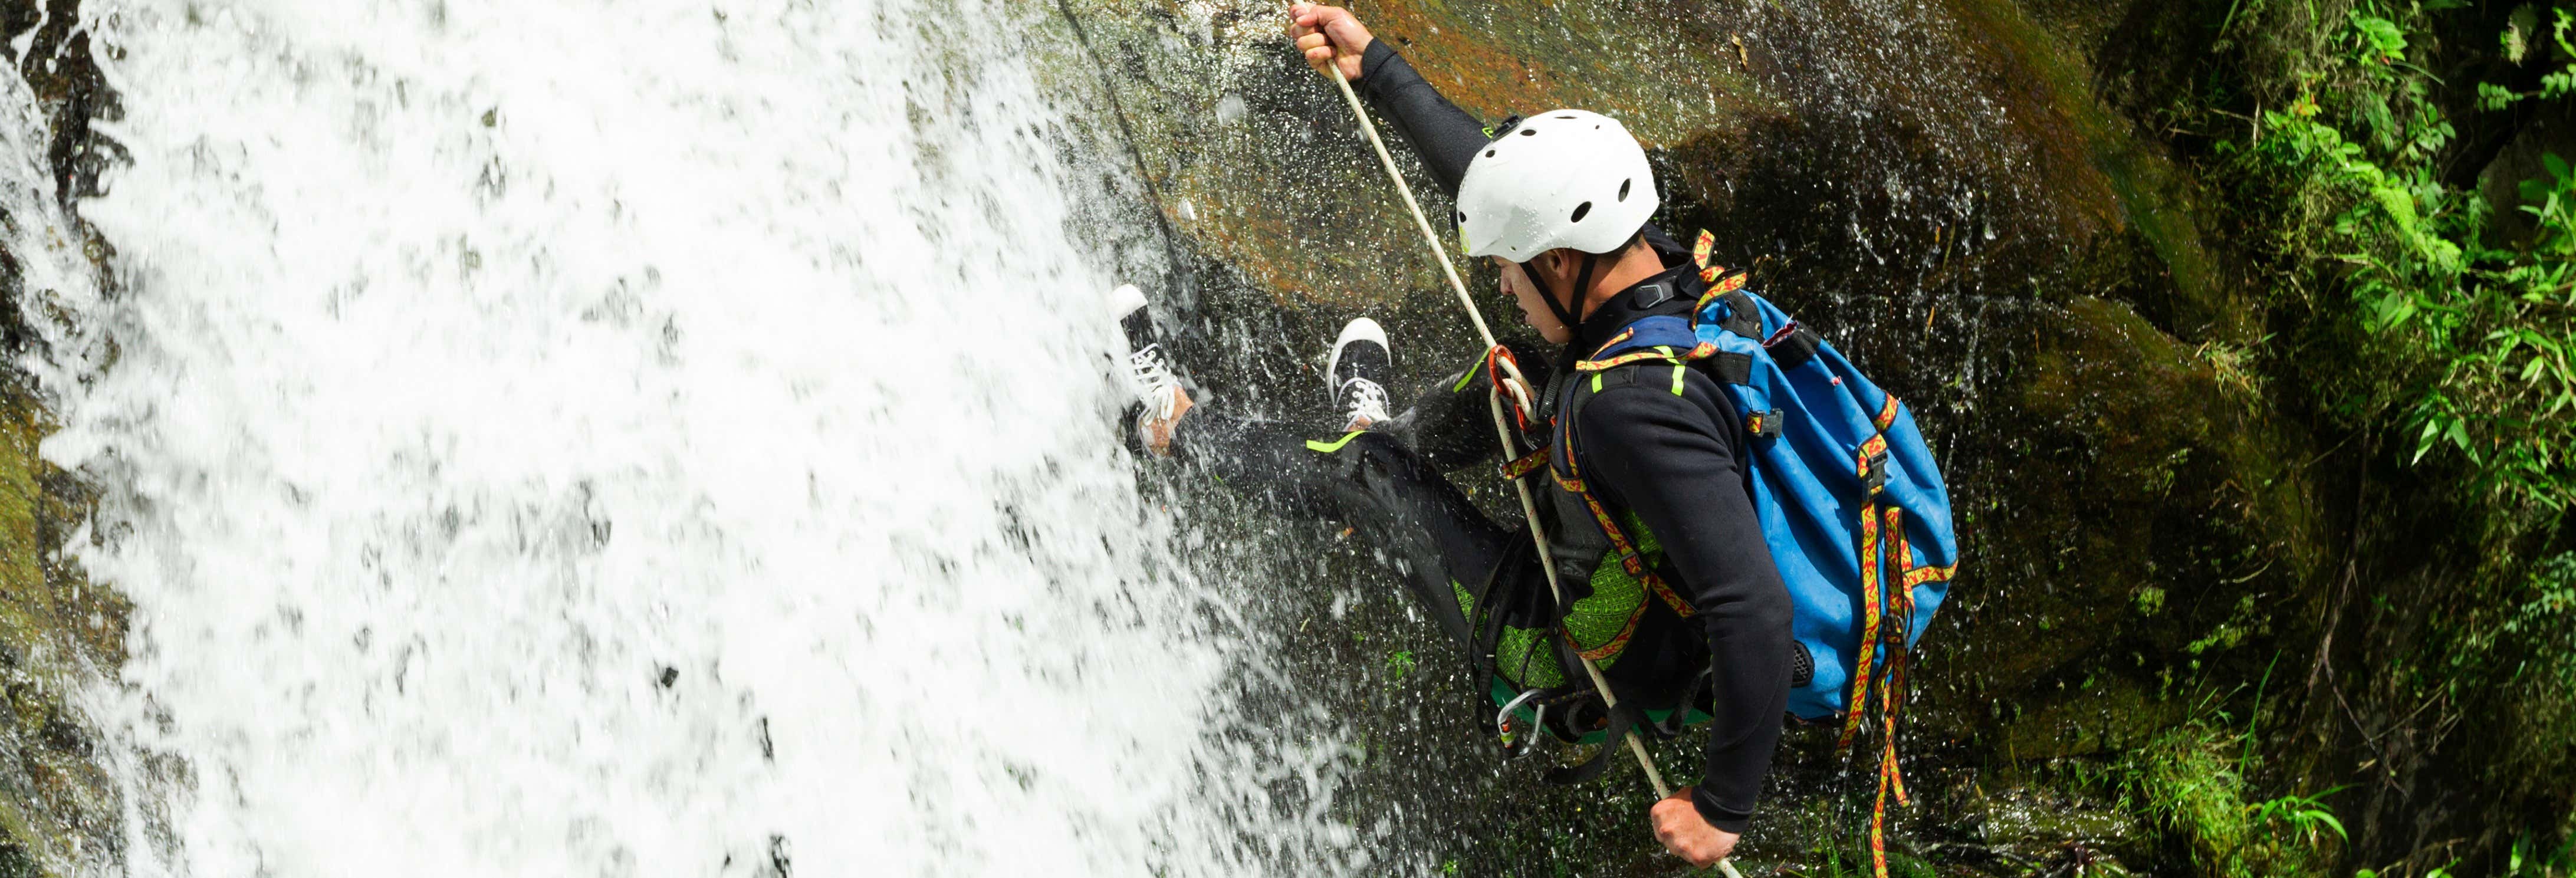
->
xmin=1109 ymin=284 xmax=1185 ymax=430
xmin=1327 ymin=317 xmax=1392 ymax=432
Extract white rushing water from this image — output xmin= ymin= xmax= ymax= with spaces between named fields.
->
xmin=7 ymin=1 xmax=1358 ymax=874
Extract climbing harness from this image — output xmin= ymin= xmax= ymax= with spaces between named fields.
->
xmin=1312 ymin=57 xmax=1745 ymax=878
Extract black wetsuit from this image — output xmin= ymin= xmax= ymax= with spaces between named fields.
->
xmin=1167 ymin=41 xmax=1791 ymax=833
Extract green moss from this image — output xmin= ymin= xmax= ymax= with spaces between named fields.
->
xmin=0 ymin=844 xmax=36 ymax=878
xmin=1997 ymin=676 xmax=2189 ymax=759
xmin=1968 ymin=782 xmax=2149 ymax=875
xmin=2183 ymin=595 xmax=2259 ymax=657
xmin=1941 ymin=0 xmax=2239 ymax=331
xmin=0 ymin=388 xmax=120 ymax=875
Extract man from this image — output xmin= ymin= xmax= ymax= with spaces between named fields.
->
xmin=1108 ymin=5 xmax=1793 ymax=866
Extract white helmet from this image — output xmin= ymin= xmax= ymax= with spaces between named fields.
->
xmin=1454 ymin=110 xmax=1658 ymax=262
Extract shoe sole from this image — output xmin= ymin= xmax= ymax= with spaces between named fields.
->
xmin=1326 ymin=317 xmax=1389 ymax=394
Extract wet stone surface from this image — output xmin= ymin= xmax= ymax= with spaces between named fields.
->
xmin=0 ymin=0 xmax=120 ymax=873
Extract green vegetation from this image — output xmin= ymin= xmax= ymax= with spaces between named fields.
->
xmin=2360 ymin=833 xmax=2576 ymax=877
xmin=1383 ymin=648 xmax=1417 ymax=687
xmin=2114 ymin=721 xmax=2345 ymax=877
xmin=2450 ymin=551 xmax=2576 ymax=797
xmin=2158 ymin=0 xmax=2576 ymax=867
xmin=1774 ymin=797 xmax=1939 ymax=878
xmin=2095 ymin=655 xmax=2341 ymax=878
xmin=2226 ymin=0 xmax=2576 ymax=522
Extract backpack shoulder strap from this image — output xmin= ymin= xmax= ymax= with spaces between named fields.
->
xmin=1549 ymin=354 xmax=1700 ymax=624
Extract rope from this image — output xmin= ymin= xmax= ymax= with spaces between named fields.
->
xmin=1320 ymin=63 xmax=1497 ymax=350
xmin=1315 ymin=54 xmax=1745 ymax=878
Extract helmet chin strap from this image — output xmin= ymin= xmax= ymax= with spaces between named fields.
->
xmin=1523 ymin=251 xmax=1603 ymax=342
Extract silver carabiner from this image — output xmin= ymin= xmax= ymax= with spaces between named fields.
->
xmin=1496 ymin=688 xmax=1549 ymax=757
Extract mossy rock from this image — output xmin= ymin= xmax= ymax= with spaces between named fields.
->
xmin=1915 ymin=292 xmax=2323 ymax=755
xmin=0 ymin=386 xmax=119 ymax=875
xmin=0 ymin=0 xmax=124 ymax=870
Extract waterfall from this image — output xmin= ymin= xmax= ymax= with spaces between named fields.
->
xmin=12 ymin=1 xmax=1357 ymax=874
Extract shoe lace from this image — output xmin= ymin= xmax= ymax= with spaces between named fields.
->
xmin=1340 ymin=377 xmax=1391 ymax=432
xmin=1128 ymin=344 xmax=1181 ymax=421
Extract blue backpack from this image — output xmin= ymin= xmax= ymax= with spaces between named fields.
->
xmin=1549 ymin=232 xmax=1961 ymax=732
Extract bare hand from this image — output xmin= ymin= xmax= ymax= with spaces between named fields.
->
xmin=1650 ymin=787 xmax=1740 ymax=868
xmin=1288 ymin=4 xmax=1374 ymax=81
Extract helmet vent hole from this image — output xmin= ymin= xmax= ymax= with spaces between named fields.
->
xmin=1457 ymin=211 xmax=1467 ymax=223
xmin=1570 ymin=202 xmax=1592 ymax=223
xmin=1618 ymin=179 xmax=1632 ymax=202
xmin=1556 ymin=114 xmax=1576 ymax=119
xmin=1519 ymin=128 xmax=1536 ymax=136
xmin=1484 ymin=149 xmax=1495 ymax=157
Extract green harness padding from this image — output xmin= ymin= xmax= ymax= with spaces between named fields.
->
xmin=1453 ymin=508 xmax=1717 ymax=742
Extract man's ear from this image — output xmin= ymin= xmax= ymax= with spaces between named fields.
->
xmin=1536 ymin=248 xmax=1573 ymax=281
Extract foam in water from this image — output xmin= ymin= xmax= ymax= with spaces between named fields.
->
xmin=15 ymin=1 xmax=1354 ymax=874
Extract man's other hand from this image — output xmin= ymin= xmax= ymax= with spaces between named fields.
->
xmin=1651 ymin=787 xmax=1740 ymax=868
xmin=1288 ymin=4 xmax=1373 ymax=81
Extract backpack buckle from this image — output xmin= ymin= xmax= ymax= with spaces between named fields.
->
xmin=1747 ymin=408 xmax=1784 ymax=439
xmin=1864 ymin=446 xmax=1890 ymax=494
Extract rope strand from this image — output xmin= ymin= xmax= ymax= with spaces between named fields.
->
xmin=1322 ymin=63 xmax=1496 ymax=349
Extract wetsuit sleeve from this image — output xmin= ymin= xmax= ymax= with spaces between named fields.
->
xmin=1356 ymin=40 xmax=1487 ymax=197
xmin=1575 ymin=374 xmax=1793 ymax=835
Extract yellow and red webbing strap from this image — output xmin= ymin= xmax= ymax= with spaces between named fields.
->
xmin=1884 ymin=503 xmax=1914 ymax=806
xmin=1574 ymin=600 xmax=1652 ymax=661
xmin=1867 ymin=504 xmax=1917 ymax=878
xmin=1578 ymin=347 xmax=1687 ymax=372
xmin=1840 ymin=485 xmax=1884 ymax=751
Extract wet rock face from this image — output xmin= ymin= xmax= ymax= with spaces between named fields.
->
xmin=0 ymin=0 xmax=114 ymax=214
xmin=1052 ymin=0 xmax=2334 ymax=871
xmin=0 ymin=0 xmax=123 ymax=873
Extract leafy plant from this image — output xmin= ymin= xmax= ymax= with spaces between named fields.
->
xmin=2223 ymin=1 xmax=2576 ymax=521
xmin=2502 ymin=833 xmax=2576 ymax=877
xmin=2246 ymin=788 xmax=2347 ymax=849
xmin=1384 ymin=649 xmax=1415 ymax=682
xmin=2115 ymin=711 xmax=2348 ymax=877
xmin=2482 ymin=6 xmax=2576 ymax=110
xmin=2167 ymin=0 xmax=2576 ymax=872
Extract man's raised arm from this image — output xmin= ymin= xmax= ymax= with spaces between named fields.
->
xmin=1291 ymin=4 xmax=1490 ymax=196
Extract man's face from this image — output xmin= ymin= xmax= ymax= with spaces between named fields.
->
xmin=1494 ymin=255 xmax=1573 ymax=344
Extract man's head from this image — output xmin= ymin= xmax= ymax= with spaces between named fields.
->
xmin=1455 ymin=110 xmax=1659 ymax=344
